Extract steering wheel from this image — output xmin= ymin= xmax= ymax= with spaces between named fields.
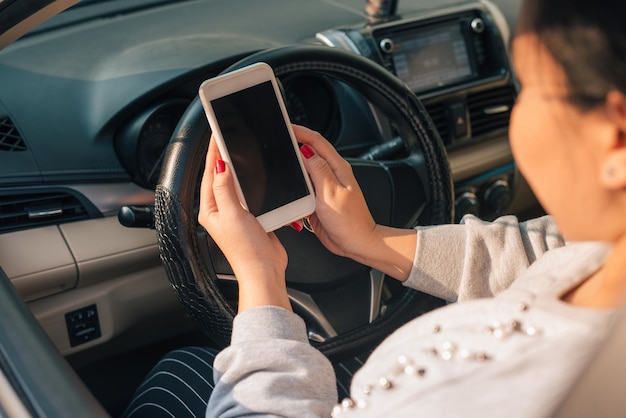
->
xmin=155 ymin=45 xmax=453 ymax=360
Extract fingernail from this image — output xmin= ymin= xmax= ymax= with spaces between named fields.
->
xmin=300 ymin=144 xmax=315 ymax=159
xmin=215 ymin=159 xmax=226 ymax=174
xmin=290 ymin=222 xmax=303 ymax=232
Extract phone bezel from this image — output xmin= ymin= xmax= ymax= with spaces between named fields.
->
xmin=198 ymin=62 xmax=316 ymax=232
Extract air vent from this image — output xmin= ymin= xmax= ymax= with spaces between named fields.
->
xmin=467 ymin=86 xmax=516 ymax=138
xmin=0 ymin=117 xmax=27 ymax=152
xmin=0 ymin=190 xmax=96 ymax=233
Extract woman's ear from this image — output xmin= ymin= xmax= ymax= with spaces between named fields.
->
xmin=606 ymin=91 xmax=626 ymax=132
xmin=601 ymin=91 xmax=626 ymax=189
xmin=601 ymin=150 xmax=626 ymax=189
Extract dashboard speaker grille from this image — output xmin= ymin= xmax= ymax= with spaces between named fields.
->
xmin=0 ymin=117 xmax=27 ymax=152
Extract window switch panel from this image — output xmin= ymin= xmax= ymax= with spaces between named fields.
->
xmin=65 ymin=304 xmax=101 ymax=347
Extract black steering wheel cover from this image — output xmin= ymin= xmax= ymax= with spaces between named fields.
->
xmin=155 ymin=103 xmax=236 ymax=346
xmin=155 ymin=45 xmax=453 ymax=352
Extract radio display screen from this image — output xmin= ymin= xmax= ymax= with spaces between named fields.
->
xmin=390 ymin=23 xmax=474 ymax=91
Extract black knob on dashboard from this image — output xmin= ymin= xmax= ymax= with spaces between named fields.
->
xmin=455 ymin=192 xmax=480 ymax=223
xmin=483 ymin=179 xmax=512 ymax=214
xmin=470 ymin=18 xmax=485 ymax=34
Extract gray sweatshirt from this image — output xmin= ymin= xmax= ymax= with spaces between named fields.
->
xmin=206 ymin=215 xmax=614 ymax=418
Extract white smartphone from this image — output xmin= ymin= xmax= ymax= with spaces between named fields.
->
xmin=198 ymin=62 xmax=315 ymax=232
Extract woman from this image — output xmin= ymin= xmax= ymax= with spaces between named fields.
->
xmin=124 ymin=0 xmax=626 ymax=416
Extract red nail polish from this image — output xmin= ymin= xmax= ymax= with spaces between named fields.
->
xmin=291 ymin=222 xmax=303 ymax=232
xmin=215 ymin=159 xmax=226 ymax=173
xmin=300 ymin=144 xmax=315 ymax=159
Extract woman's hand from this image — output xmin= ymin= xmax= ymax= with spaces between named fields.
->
xmin=294 ymin=125 xmax=417 ymax=281
xmin=293 ymin=125 xmax=378 ymax=260
xmin=198 ymin=137 xmax=291 ymax=312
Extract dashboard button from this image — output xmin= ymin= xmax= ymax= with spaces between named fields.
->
xmin=379 ymin=38 xmax=394 ymax=54
xmin=65 ymin=304 xmax=101 ymax=347
xmin=447 ymin=101 xmax=469 ymax=139
xmin=470 ymin=18 xmax=485 ymax=34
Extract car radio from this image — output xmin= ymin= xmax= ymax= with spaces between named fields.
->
xmin=318 ymin=7 xmax=510 ymax=96
xmin=371 ymin=12 xmax=507 ymax=94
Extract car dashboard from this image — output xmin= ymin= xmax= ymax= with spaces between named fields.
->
xmin=0 ymin=0 xmax=535 ymax=361
xmin=318 ymin=1 xmax=521 ymax=222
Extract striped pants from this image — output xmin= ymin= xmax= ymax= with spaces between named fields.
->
xmin=123 ymin=346 xmax=363 ymax=417
xmin=123 ymin=347 xmax=217 ymax=418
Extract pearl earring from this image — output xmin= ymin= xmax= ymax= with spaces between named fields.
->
xmin=605 ymin=166 xmax=616 ymax=177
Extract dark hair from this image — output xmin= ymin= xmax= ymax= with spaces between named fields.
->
xmin=524 ymin=0 xmax=626 ymax=110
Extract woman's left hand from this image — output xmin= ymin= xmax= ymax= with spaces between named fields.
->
xmin=198 ymin=137 xmax=291 ymax=312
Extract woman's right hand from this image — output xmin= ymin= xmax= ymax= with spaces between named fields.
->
xmin=294 ymin=125 xmax=417 ymax=281
xmin=293 ymin=125 xmax=378 ymax=260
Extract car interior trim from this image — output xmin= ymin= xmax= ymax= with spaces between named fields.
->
xmin=0 ymin=225 xmax=77 ymax=302
xmin=28 ymin=264 xmax=189 ymax=357
xmin=448 ymin=137 xmax=512 ymax=182
xmin=0 ymin=266 xmax=109 ymax=417
xmin=0 ymin=368 xmax=31 ymax=418
xmin=67 ymin=183 xmax=155 ymax=215
xmin=58 ymin=216 xmax=160 ymax=288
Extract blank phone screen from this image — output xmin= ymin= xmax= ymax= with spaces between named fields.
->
xmin=211 ymin=81 xmax=309 ymax=217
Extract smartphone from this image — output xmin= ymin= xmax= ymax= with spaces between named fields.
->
xmin=198 ymin=62 xmax=315 ymax=232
